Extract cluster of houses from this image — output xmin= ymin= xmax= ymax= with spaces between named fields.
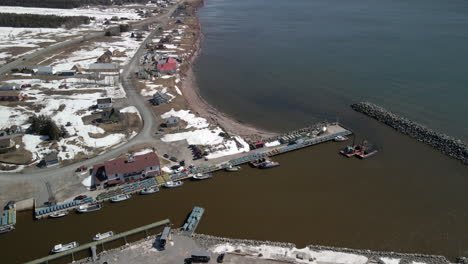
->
xmin=93 ymin=152 xmax=162 ymax=188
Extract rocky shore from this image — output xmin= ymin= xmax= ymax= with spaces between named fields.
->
xmin=351 ymin=102 xmax=468 ymax=165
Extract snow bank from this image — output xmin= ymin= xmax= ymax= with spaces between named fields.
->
xmin=265 ymin=140 xmax=281 ymax=147
xmin=211 ymin=243 xmax=369 ymax=264
xmin=0 ymin=6 xmax=142 ymax=20
xmin=120 ymin=106 xmax=141 ymax=120
xmin=133 ymin=148 xmax=153 ymax=156
xmin=381 ymin=257 xmax=400 ymax=264
xmin=161 ymin=109 xmax=209 ymax=129
xmin=81 ymin=176 xmax=92 ymax=187
xmin=162 ymin=128 xmax=224 ymax=145
xmin=206 ymin=136 xmax=250 ymax=159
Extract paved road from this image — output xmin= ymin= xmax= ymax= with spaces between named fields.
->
xmin=0 ymin=2 xmax=181 ymax=204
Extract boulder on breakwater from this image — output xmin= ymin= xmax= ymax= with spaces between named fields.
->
xmin=350 ymin=102 xmax=468 ymax=164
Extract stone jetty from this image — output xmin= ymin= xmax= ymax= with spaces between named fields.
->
xmin=351 ymin=102 xmax=468 ymax=165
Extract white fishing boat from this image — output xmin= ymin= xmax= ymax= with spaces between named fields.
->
xmin=225 ymin=165 xmax=241 ymax=172
xmin=110 ymin=194 xmax=131 ymax=203
xmin=192 ymin=173 xmax=212 ymax=180
xmin=49 ymin=211 xmax=69 ymax=218
xmin=140 ymin=187 xmax=159 ymax=195
xmin=334 ymin=135 xmax=348 ymax=142
xmin=93 ymin=231 xmax=114 ymax=241
xmin=164 ymin=181 xmax=183 ymax=188
xmin=51 ymin=242 xmax=79 ymax=254
xmin=76 ymin=203 xmax=102 ymax=213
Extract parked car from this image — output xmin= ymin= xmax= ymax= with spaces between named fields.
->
xmin=169 ymin=157 xmax=178 ymax=162
xmin=163 ymin=154 xmax=169 ymax=158
xmin=73 ymin=195 xmax=87 ymax=201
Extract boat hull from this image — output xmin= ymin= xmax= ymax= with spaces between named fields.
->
xmin=93 ymin=231 xmax=114 ymax=241
xmin=140 ymin=188 xmax=159 ymax=195
xmin=110 ymin=195 xmax=131 ymax=203
xmin=164 ymin=181 xmax=183 ymax=188
xmin=0 ymin=225 xmax=14 ymax=234
xmin=51 ymin=242 xmax=79 ymax=254
xmin=49 ymin=211 xmax=69 ymax=218
xmin=77 ymin=204 xmax=102 ymax=213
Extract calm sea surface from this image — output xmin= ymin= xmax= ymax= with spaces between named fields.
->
xmin=1 ymin=0 xmax=468 ymax=263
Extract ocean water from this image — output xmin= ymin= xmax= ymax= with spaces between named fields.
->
xmin=194 ymin=0 xmax=468 ymax=140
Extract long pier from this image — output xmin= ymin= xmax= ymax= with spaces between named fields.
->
xmin=24 ymin=218 xmax=171 ymax=264
xmin=33 ymin=123 xmax=352 ymax=220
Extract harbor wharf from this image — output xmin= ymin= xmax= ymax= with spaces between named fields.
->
xmin=180 ymin=206 xmax=204 ymax=236
xmin=24 ymin=218 xmax=171 ymax=264
xmin=33 ymin=123 xmax=351 ymax=220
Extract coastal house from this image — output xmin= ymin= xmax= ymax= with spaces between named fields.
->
xmin=152 ymin=92 xmax=171 ymax=105
xmin=35 ymin=66 xmax=54 ymax=76
xmin=99 ymin=108 xmax=120 ymax=123
xmin=97 ymin=98 xmax=112 ymax=109
xmin=97 ymin=51 xmax=113 ymax=63
xmin=0 ymin=91 xmax=24 ymax=101
xmin=92 ymin=152 xmax=161 ymax=188
xmin=71 ymin=64 xmax=85 ymax=74
xmin=38 ymin=152 xmax=59 ymax=168
xmin=165 ymin=117 xmax=180 ymax=128
xmin=156 ymin=57 xmax=178 ymax=75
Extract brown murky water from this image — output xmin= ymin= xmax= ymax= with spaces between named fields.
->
xmin=1 ymin=114 xmax=467 ymax=263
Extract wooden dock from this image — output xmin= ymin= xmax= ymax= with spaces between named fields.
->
xmin=24 ymin=218 xmax=171 ymax=264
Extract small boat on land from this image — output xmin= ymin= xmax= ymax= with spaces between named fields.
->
xmin=334 ymin=135 xmax=348 ymax=142
xmin=51 ymin=242 xmax=79 ymax=254
xmin=140 ymin=187 xmax=159 ymax=195
xmin=49 ymin=211 xmax=69 ymax=218
xmin=164 ymin=181 xmax=183 ymax=188
xmin=192 ymin=173 xmax=212 ymax=180
xmin=259 ymin=160 xmax=280 ymax=169
xmin=225 ymin=165 xmax=241 ymax=172
xmin=110 ymin=194 xmax=131 ymax=203
xmin=93 ymin=231 xmax=114 ymax=241
xmin=0 ymin=225 xmax=14 ymax=234
xmin=76 ymin=203 xmax=102 ymax=213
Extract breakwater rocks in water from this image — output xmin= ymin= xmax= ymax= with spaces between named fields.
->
xmin=351 ymin=102 xmax=468 ymax=164
xmin=194 ymin=234 xmax=450 ymax=264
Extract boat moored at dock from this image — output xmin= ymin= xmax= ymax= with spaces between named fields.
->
xmin=76 ymin=203 xmax=102 ymax=213
xmin=258 ymin=160 xmax=280 ymax=169
xmin=49 ymin=211 xmax=69 ymax=218
xmin=51 ymin=242 xmax=79 ymax=254
xmin=340 ymin=142 xmax=378 ymax=159
xmin=140 ymin=187 xmax=159 ymax=195
xmin=93 ymin=231 xmax=114 ymax=241
xmin=334 ymin=135 xmax=348 ymax=142
xmin=164 ymin=181 xmax=183 ymax=188
xmin=225 ymin=165 xmax=241 ymax=172
xmin=110 ymin=194 xmax=131 ymax=203
xmin=0 ymin=225 xmax=14 ymax=234
xmin=192 ymin=173 xmax=212 ymax=180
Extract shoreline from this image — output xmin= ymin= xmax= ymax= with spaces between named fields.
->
xmin=179 ymin=0 xmax=278 ymax=142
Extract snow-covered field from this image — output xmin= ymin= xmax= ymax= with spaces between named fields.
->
xmin=0 ymin=6 xmax=142 ymax=20
xmin=0 ymin=77 xmax=132 ymax=166
xmin=160 ymin=109 xmax=250 ymax=160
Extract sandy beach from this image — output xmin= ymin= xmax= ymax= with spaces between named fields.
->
xmin=178 ymin=0 xmax=278 ymax=142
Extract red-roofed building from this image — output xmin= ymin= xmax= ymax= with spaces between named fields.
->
xmin=156 ymin=57 xmax=178 ymax=74
xmin=93 ymin=152 xmax=161 ymax=188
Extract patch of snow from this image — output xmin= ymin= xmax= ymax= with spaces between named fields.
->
xmin=206 ymin=136 xmax=250 ymax=159
xmin=174 ymin=85 xmax=182 ymax=95
xmin=265 ymin=140 xmax=281 ymax=147
xmin=381 ymin=258 xmax=401 ymax=264
xmin=120 ymin=106 xmax=141 ymax=120
xmin=81 ymin=176 xmax=92 ymax=187
xmin=133 ymin=148 xmax=153 ymax=156
xmin=161 ymin=128 xmax=224 ymax=145
xmin=161 ymin=109 xmax=209 ymax=129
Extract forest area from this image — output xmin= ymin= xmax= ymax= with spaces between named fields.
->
xmin=0 ymin=13 xmax=90 ymax=28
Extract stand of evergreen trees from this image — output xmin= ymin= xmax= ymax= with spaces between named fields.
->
xmin=0 ymin=0 xmax=149 ymax=9
xmin=28 ymin=115 xmax=67 ymax=141
xmin=0 ymin=13 xmax=90 ymax=28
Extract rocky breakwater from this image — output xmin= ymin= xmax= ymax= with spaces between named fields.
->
xmin=351 ymin=102 xmax=468 ymax=164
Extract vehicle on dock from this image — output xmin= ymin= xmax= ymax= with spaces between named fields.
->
xmin=192 ymin=173 xmax=212 ymax=180
xmin=51 ymin=242 xmax=79 ymax=254
xmin=334 ymin=135 xmax=348 ymax=142
xmin=93 ymin=231 xmax=114 ymax=241
xmin=110 ymin=194 xmax=131 ymax=203
xmin=140 ymin=187 xmax=159 ymax=195
xmin=0 ymin=225 xmax=14 ymax=234
xmin=76 ymin=203 xmax=102 ymax=213
xmin=225 ymin=165 xmax=241 ymax=172
xmin=164 ymin=180 xmax=183 ymax=188
xmin=259 ymin=160 xmax=280 ymax=169
xmin=49 ymin=211 xmax=69 ymax=218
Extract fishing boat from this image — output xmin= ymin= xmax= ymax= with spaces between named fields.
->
xmin=49 ymin=211 xmax=69 ymax=218
xmin=249 ymin=158 xmax=267 ymax=168
xmin=93 ymin=231 xmax=114 ymax=241
xmin=356 ymin=146 xmax=378 ymax=159
xmin=334 ymin=135 xmax=348 ymax=142
xmin=0 ymin=225 xmax=14 ymax=234
xmin=258 ymin=160 xmax=280 ymax=169
xmin=225 ymin=165 xmax=241 ymax=172
xmin=110 ymin=194 xmax=131 ymax=203
xmin=340 ymin=145 xmax=357 ymax=157
xmin=192 ymin=173 xmax=212 ymax=180
xmin=164 ymin=181 xmax=183 ymax=188
xmin=76 ymin=203 xmax=102 ymax=213
xmin=51 ymin=242 xmax=79 ymax=254
xmin=140 ymin=187 xmax=159 ymax=195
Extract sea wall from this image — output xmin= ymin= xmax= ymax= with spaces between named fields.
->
xmin=351 ymin=102 xmax=468 ymax=164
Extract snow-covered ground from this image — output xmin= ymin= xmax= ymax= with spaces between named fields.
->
xmin=211 ymin=243 xmax=369 ymax=264
xmin=160 ymin=110 xmax=250 ymax=160
xmin=120 ymin=106 xmax=141 ymax=120
xmin=0 ymin=6 xmax=142 ymax=20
